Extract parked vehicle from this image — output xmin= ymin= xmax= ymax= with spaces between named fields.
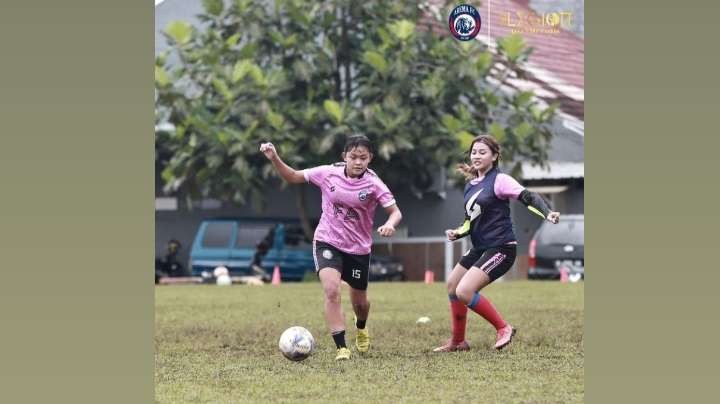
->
xmin=190 ymin=217 xmax=407 ymax=282
xmin=528 ymin=214 xmax=584 ymax=280
xmin=189 ymin=218 xmax=315 ymax=282
xmin=369 ymin=255 xmax=405 ymax=282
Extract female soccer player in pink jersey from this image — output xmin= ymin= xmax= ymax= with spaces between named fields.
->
xmin=260 ymin=135 xmax=402 ymax=361
xmin=433 ymin=135 xmax=560 ymax=353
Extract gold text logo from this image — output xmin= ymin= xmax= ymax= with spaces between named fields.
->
xmin=501 ymin=10 xmax=573 ymax=35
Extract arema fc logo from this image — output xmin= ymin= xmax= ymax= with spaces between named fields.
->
xmin=449 ymin=4 xmax=482 ymax=41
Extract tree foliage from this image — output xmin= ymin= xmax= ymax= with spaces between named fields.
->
xmin=155 ymin=0 xmax=557 ymax=235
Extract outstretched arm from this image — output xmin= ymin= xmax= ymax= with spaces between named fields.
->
xmin=518 ymin=190 xmax=560 ymax=224
xmin=495 ymin=173 xmax=561 ymax=224
xmin=259 ymin=142 xmax=305 ymax=184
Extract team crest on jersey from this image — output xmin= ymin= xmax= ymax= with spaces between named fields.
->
xmin=448 ymin=4 xmax=482 ymax=41
xmin=358 ymin=189 xmax=370 ymax=201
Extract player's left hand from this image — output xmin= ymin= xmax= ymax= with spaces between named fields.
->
xmin=377 ymin=224 xmax=395 ymax=237
xmin=547 ymin=211 xmax=560 ymax=224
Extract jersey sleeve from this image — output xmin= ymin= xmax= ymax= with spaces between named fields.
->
xmin=375 ymin=178 xmax=396 ymax=208
xmin=302 ymin=165 xmax=331 ymax=187
xmin=494 ymin=173 xmax=525 ymax=200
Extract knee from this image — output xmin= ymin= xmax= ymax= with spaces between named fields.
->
xmin=352 ymin=299 xmax=369 ymax=312
xmin=446 ymin=282 xmax=458 ymax=296
xmin=455 ymin=285 xmax=474 ymax=304
xmin=323 ymin=283 xmax=341 ymax=303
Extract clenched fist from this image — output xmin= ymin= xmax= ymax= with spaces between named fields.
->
xmin=377 ymin=224 xmax=396 ymax=237
xmin=259 ymin=142 xmax=277 ymax=160
xmin=546 ymin=211 xmax=560 ymax=224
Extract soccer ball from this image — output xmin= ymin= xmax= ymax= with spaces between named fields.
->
xmin=216 ymin=274 xmax=232 ymax=286
xmin=416 ymin=316 xmax=431 ymax=324
xmin=278 ymin=326 xmax=315 ymax=361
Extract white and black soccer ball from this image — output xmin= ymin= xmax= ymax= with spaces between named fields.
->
xmin=278 ymin=326 xmax=315 ymax=362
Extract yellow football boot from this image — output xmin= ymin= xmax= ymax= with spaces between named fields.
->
xmin=354 ymin=316 xmax=370 ymax=353
xmin=335 ymin=347 xmax=351 ymax=361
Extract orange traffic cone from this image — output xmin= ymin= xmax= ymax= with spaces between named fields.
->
xmin=424 ymin=269 xmax=435 ymax=284
xmin=271 ymin=265 xmax=281 ymax=285
xmin=559 ymin=266 xmax=569 ymax=283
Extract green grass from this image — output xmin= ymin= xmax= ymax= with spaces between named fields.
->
xmin=156 ymin=281 xmax=584 ymax=403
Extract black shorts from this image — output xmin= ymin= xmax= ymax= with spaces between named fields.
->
xmin=313 ymin=240 xmax=370 ymax=290
xmin=458 ymin=244 xmax=517 ymax=282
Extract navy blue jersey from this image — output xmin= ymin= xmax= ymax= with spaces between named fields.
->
xmin=463 ymin=168 xmax=517 ymax=248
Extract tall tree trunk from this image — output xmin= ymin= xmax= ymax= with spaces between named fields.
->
xmin=293 ymin=184 xmax=315 ymax=242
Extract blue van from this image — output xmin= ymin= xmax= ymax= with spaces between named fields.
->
xmin=189 ymin=218 xmax=315 ymax=281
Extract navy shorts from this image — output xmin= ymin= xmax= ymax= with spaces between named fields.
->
xmin=458 ymin=244 xmax=517 ymax=282
xmin=313 ymin=240 xmax=370 ymax=290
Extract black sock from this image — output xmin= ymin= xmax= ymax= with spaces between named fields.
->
xmin=331 ymin=330 xmax=346 ymax=349
xmin=356 ymin=318 xmax=366 ymax=330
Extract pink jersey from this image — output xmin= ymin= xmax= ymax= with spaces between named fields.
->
xmin=303 ymin=163 xmax=396 ymax=255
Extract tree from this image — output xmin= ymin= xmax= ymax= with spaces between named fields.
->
xmin=155 ymin=0 xmax=557 ymax=239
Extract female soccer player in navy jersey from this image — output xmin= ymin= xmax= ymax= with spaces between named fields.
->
xmin=433 ymin=135 xmax=560 ymax=352
xmin=261 ymin=135 xmax=402 ymax=361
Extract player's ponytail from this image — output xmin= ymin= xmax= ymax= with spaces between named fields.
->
xmin=456 ymin=134 xmax=501 ymax=181
xmin=456 ymin=162 xmax=478 ymax=181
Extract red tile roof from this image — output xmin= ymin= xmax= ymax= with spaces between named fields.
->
xmin=422 ymin=0 xmax=584 ymax=119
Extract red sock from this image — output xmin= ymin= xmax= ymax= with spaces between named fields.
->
xmin=449 ymin=295 xmax=467 ymax=344
xmin=467 ymin=293 xmax=507 ymax=330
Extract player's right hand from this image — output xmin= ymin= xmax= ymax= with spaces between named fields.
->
xmin=259 ymin=142 xmax=277 ymax=160
xmin=546 ymin=211 xmax=560 ymax=224
xmin=445 ymin=229 xmax=457 ymax=241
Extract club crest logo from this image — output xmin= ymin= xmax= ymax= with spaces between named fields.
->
xmin=322 ymin=249 xmax=333 ymax=260
xmin=358 ymin=189 xmax=370 ymax=201
xmin=449 ymin=4 xmax=482 ymax=41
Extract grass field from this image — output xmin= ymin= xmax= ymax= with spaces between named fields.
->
xmin=155 ymin=281 xmax=584 ymax=403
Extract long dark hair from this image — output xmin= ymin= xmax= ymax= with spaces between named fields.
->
xmin=457 ymin=135 xmax=501 ymax=180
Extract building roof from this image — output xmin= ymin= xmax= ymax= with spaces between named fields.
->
xmin=425 ymin=0 xmax=584 ymax=119
xmin=521 ymin=161 xmax=584 ymax=180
